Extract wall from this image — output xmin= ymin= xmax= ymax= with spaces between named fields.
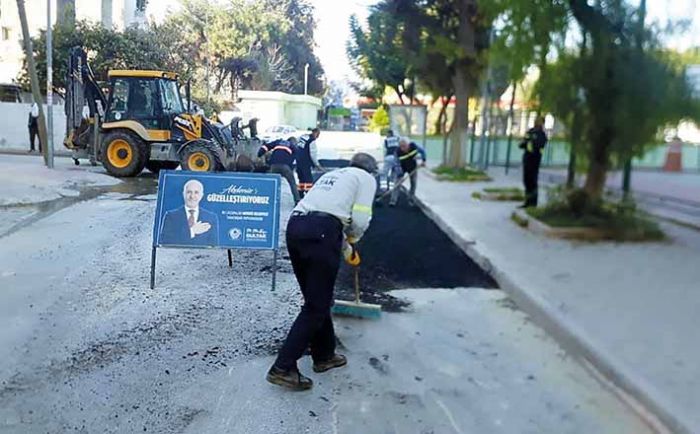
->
xmin=0 ymin=102 xmax=66 ymax=151
xmin=0 ymin=0 xmax=149 ymax=83
xmin=235 ymin=90 xmax=321 ymax=132
xmin=0 ymin=0 xmax=60 ymax=83
xmin=0 ymin=91 xmax=321 ymax=152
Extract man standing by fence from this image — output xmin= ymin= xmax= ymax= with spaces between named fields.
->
xmin=519 ymin=116 xmax=548 ymax=208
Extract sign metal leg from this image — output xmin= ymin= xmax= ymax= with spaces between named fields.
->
xmin=272 ymin=249 xmax=278 ymax=291
xmin=227 ymin=249 xmax=233 ymax=268
xmin=150 ymin=247 xmax=157 ymax=289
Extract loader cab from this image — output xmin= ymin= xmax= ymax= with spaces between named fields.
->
xmin=104 ymin=70 xmax=184 ymax=132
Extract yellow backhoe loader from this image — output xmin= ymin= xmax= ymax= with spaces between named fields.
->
xmin=64 ymin=47 xmax=262 ymax=177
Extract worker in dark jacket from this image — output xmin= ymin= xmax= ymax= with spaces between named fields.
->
xmin=295 ymin=128 xmax=323 ymax=199
xmin=390 ymin=137 xmax=426 ymax=207
xmin=519 ymin=117 xmax=548 ymax=208
xmin=267 ymin=152 xmax=378 ymax=391
xmin=28 ymin=102 xmax=41 ymax=153
xmin=258 ymin=137 xmax=300 ymax=204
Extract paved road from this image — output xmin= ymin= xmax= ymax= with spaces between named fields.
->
xmin=0 ymin=174 xmax=657 ymax=433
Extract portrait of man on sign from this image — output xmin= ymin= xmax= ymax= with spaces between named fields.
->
xmin=159 ymin=179 xmax=219 ymax=246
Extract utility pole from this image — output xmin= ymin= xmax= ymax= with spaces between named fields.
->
xmin=623 ymin=0 xmax=647 ymax=197
xmin=205 ymin=8 xmax=210 ymax=104
xmin=504 ymin=81 xmax=517 ymax=175
xmin=46 ymin=0 xmax=55 ymax=168
xmin=476 ymin=82 xmax=491 ymax=170
xmin=17 ymin=0 xmax=49 ymax=167
xmin=304 ymin=63 xmax=309 ymax=95
xmin=476 ymin=28 xmax=495 ymax=170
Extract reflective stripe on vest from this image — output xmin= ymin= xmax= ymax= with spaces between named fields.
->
xmin=399 ymin=149 xmax=418 ymax=160
xmin=352 ymin=204 xmax=372 ymax=214
xmin=273 ymin=145 xmax=293 ymax=154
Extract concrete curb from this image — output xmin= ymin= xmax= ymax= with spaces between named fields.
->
xmin=413 ymin=193 xmax=687 ymax=434
xmin=0 ymin=149 xmax=72 ymax=158
xmin=512 ymin=209 xmax=613 ymax=241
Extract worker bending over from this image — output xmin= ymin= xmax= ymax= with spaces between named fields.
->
xmin=390 ymin=137 xmax=426 ymax=207
xmin=267 ymin=153 xmax=378 ymax=391
xmin=258 ymin=137 xmax=300 ymax=204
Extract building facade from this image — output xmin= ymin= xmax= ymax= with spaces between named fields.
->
xmin=0 ymin=0 xmax=148 ymax=83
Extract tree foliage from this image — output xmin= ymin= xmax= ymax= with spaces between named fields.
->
xmin=486 ymin=0 xmax=568 ymax=84
xmin=561 ymin=0 xmax=700 ymax=198
xmin=388 ymin=0 xmax=493 ymax=168
xmin=18 ymin=20 xmax=197 ymax=95
xmin=186 ymin=0 xmax=324 ymax=96
xmin=347 ymin=10 xmax=413 ymax=103
xmin=19 ymin=0 xmax=325 ymax=99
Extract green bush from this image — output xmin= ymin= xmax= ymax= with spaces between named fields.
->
xmin=433 ymin=165 xmax=492 ymax=182
xmin=483 ymin=187 xmax=521 ymax=194
xmin=527 ymin=187 xmax=664 ymax=241
xmin=369 ymin=106 xmax=390 ymax=133
xmin=473 ymin=187 xmax=525 ymax=202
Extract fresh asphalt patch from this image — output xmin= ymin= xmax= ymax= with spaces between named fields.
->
xmin=335 ymin=192 xmax=498 ymax=312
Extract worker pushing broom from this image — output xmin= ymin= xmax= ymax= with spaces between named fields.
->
xmin=267 ymin=152 xmax=381 ymax=391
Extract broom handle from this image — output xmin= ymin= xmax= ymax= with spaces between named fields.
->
xmin=374 ymin=168 xmax=419 ymax=202
xmin=354 ymin=267 xmax=360 ymax=304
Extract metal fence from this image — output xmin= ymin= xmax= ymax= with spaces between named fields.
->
xmin=415 ymin=136 xmax=700 ymax=172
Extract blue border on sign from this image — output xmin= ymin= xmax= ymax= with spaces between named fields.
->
xmin=152 ymin=170 xmax=282 ymax=250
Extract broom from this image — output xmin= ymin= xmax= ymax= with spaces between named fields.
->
xmin=332 ymin=266 xmax=381 ymax=319
xmin=374 ymin=168 xmax=419 ymax=204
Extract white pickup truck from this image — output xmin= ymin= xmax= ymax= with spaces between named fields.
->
xmin=315 ymin=131 xmax=384 ymax=168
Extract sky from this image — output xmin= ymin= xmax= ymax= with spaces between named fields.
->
xmin=646 ymin=0 xmax=699 ymax=49
xmin=307 ymin=0 xmax=377 ymax=83
xmin=146 ymin=0 xmax=698 ymax=85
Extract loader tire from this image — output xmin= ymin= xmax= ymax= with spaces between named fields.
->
xmin=180 ymin=142 xmax=223 ymax=172
xmin=145 ymin=160 xmax=180 ymax=174
xmin=102 ymin=131 xmax=148 ymax=177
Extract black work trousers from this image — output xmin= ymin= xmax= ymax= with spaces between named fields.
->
xmin=29 ymin=123 xmax=41 ymax=152
xmin=522 ymin=152 xmax=542 ymax=207
xmin=275 ymin=213 xmax=343 ymax=371
xmin=270 ymin=164 xmax=301 ymax=204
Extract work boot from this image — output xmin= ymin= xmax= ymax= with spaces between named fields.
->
xmin=266 ymin=366 xmax=313 ymax=391
xmin=313 ymin=354 xmax=347 ymax=373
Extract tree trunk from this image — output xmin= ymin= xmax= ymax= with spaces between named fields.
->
xmin=17 ymin=0 xmax=49 ymax=167
xmin=434 ymin=98 xmax=447 ymax=135
xmin=449 ymin=66 xmax=469 ymax=168
xmin=441 ymin=96 xmax=451 ymax=166
xmin=447 ymin=0 xmax=476 ymax=169
xmin=584 ymin=141 xmax=609 ymax=198
xmin=569 ymin=0 xmax=619 ymax=200
xmin=393 ymin=87 xmax=406 ymax=105
xmin=435 ymin=109 xmax=443 ymax=135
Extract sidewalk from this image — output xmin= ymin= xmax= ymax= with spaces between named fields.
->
xmin=414 ymin=170 xmax=700 ymax=434
xmin=0 ymin=154 xmax=117 ymax=207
